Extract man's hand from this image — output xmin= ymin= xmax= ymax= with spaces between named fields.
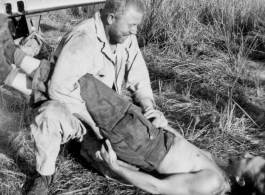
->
xmin=100 ymin=140 xmax=119 ymax=171
xmin=144 ymin=107 xmax=168 ymax=128
xmin=99 ymin=140 xmax=139 ymax=172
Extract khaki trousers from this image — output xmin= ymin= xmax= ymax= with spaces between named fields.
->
xmin=30 ymin=100 xmax=86 ymax=175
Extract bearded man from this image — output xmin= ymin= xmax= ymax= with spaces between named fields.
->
xmin=0 ymin=1 xmax=169 ymax=194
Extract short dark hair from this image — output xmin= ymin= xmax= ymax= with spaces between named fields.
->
xmin=102 ymin=0 xmax=145 ymax=18
xmin=244 ymin=163 xmax=265 ymax=195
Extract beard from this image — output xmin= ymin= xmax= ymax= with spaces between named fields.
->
xmin=108 ymin=27 xmax=128 ymax=44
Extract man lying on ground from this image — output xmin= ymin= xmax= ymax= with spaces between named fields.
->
xmin=78 ymin=73 xmax=265 ymax=195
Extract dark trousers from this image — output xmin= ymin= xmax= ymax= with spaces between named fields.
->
xmin=79 ymin=74 xmax=174 ymax=171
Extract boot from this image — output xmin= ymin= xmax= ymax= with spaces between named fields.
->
xmin=27 ymin=174 xmax=52 ymax=195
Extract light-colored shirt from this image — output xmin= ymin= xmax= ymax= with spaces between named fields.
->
xmin=49 ymin=11 xmax=154 ymax=115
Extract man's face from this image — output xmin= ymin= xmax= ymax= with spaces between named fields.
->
xmin=108 ymin=7 xmax=143 ymax=44
xmin=227 ymin=153 xmax=265 ymax=178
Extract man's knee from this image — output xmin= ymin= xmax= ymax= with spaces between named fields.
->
xmin=33 ymin=100 xmax=86 ymax=143
xmin=35 ymin=100 xmax=69 ymax=123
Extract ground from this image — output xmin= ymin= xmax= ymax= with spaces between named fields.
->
xmin=1 ymin=0 xmax=265 ymax=194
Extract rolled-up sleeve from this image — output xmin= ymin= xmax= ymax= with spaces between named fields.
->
xmin=125 ymin=35 xmax=154 ymax=104
xmin=49 ymin=30 xmax=95 ymax=114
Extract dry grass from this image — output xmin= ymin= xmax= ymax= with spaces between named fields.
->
xmin=1 ymin=0 xmax=265 ymax=194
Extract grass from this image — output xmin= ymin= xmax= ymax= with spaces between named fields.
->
xmin=1 ymin=0 xmax=265 ymax=194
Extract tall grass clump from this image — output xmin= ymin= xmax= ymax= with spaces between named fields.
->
xmin=139 ymin=0 xmax=265 ymax=134
xmin=140 ymin=0 xmax=265 ymax=59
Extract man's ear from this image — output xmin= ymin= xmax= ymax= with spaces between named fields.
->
xmin=107 ymin=13 xmax=115 ymax=25
xmin=236 ymin=176 xmax=246 ymax=186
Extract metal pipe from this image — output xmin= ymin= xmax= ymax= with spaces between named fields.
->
xmin=0 ymin=0 xmax=105 ymax=17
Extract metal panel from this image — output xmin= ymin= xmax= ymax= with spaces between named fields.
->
xmin=0 ymin=0 xmax=105 ymax=16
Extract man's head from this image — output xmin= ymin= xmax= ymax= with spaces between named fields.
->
xmin=101 ymin=0 xmax=145 ymax=44
xmin=227 ymin=152 xmax=265 ymax=195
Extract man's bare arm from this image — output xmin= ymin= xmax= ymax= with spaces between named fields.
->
xmin=100 ymin=140 xmax=228 ymax=195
